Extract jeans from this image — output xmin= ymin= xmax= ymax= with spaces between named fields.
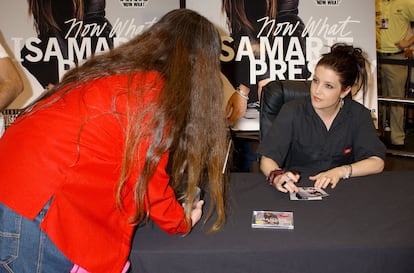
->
xmin=0 ymin=201 xmax=73 ymax=273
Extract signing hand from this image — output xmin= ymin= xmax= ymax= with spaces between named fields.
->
xmin=272 ymin=171 xmax=301 ymax=193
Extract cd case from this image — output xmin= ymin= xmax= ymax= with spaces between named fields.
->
xmin=251 ymin=210 xmax=294 ymax=229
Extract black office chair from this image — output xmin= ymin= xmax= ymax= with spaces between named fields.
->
xmin=259 ymin=80 xmax=311 ymax=142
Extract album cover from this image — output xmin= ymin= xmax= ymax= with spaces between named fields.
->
xmin=290 ymin=187 xmax=329 ymax=201
xmin=251 ymin=210 xmax=294 ymax=230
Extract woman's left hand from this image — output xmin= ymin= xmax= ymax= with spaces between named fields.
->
xmin=309 ymin=167 xmax=342 ymax=189
xmin=190 ymin=200 xmax=204 ymax=227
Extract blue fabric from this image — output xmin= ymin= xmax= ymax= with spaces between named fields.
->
xmin=0 ymin=202 xmax=73 ymax=273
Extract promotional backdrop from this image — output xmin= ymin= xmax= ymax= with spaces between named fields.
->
xmin=188 ymin=0 xmax=378 ymax=123
xmin=0 ymin=0 xmax=378 ymax=123
xmin=0 ymin=0 xmax=180 ymax=108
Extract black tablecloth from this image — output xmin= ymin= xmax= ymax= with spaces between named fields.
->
xmin=129 ymin=171 xmax=414 ymax=273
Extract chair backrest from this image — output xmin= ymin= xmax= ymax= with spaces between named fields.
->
xmin=259 ymin=80 xmax=311 ymax=142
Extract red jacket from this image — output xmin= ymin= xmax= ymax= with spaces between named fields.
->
xmin=0 ymin=72 xmax=189 ymax=273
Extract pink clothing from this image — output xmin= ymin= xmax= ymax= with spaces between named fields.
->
xmin=71 ymin=261 xmax=130 ymax=273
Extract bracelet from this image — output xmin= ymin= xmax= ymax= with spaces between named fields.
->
xmin=266 ymin=169 xmax=285 ymax=185
xmin=235 ymin=86 xmax=249 ymax=100
xmin=343 ymin=164 xmax=352 ymax=179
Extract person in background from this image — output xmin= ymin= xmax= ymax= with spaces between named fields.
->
xmin=257 ymin=43 xmax=386 ymax=193
xmin=0 ymin=9 xmax=227 ymax=273
xmin=222 ymin=0 xmax=309 ymax=172
xmin=0 ymin=42 xmax=24 ymax=135
xmin=403 ymin=23 xmax=414 ymax=135
xmin=222 ymin=0 xmax=309 ymax=122
xmin=0 ymin=43 xmax=23 ymax=111
xmin=376 ymin=0 xmax=414 ymax=149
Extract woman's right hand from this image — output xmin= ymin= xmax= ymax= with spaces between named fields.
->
xmin=260 ymin=156 xmax=300 ymax=193
xmin=272 ymin=171 xmax=300 ymax=193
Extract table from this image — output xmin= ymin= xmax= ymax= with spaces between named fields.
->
xmin=129 ymin=171 xmax=414 ymax=273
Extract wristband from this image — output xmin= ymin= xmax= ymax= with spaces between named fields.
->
xmin=235 ymin=86 xmax=249 ymax=100
xmin=266 ymin=169 xmax=285 ymax=185
xmin=343 ymin=164 xmax=352 ymax=179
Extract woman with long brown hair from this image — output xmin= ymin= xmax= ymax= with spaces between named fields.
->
xmin=0 ymin=8 xmax=227 ymax=273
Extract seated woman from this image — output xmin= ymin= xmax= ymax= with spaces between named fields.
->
xmin=257 ymin=43 xmax=386 ymax=193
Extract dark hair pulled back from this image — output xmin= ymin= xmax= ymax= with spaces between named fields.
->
xmin=317 ymin=43 xmax=368 ymax=97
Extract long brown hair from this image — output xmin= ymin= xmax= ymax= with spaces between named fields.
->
xmin=30 ymin=9 xmax=228 ymax=232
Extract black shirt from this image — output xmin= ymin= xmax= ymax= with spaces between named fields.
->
xmin=256 ymin=97 xmax=386 ymax=175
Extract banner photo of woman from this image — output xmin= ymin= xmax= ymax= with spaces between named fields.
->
xmin=0 ymin=0 xmax=181 ymax=109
